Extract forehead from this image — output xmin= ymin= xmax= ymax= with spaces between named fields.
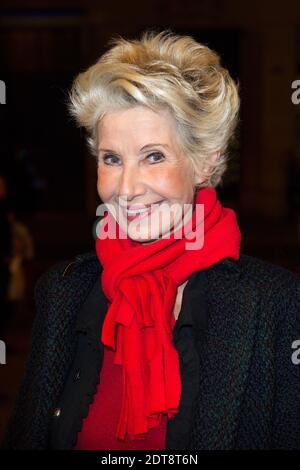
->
xmin=97 ymin=106 xmax=177 ymax=141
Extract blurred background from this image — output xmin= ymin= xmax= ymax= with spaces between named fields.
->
xmin=0 ymin=0 xmax=299 ymax=444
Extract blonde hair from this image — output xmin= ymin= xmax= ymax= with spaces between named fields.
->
xmin=68 ymin=29 xmax=240 ymax=187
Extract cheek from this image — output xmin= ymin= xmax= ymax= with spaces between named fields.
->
xmin=97 ymin=167 xmax=114 ymax=198
xmin=156 ymin=167 xmax=191 ymax=196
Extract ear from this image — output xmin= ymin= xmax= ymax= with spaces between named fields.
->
xmin=194 ymin=151 xmax=221 ymax=186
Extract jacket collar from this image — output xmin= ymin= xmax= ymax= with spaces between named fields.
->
xmin=75 ymin=271 xmax=107 ymax=340
xmin=74 ymin=256 xmax=240 ymax=338
xmin=74 ymin=255 xmax=242 ymax=335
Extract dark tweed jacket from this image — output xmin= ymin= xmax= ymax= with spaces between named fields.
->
xmin=2 ymin=251 xmax=300 ymax=450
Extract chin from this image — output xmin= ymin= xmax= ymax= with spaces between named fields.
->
xmin=127 ymin=230 xmax=161 ymax=243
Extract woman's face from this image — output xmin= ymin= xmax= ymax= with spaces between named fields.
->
xmin=96 ymin=105 xmax=202 ymax=243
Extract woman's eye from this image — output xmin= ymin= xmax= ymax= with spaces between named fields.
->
xmin=102 ymin=154 xmax=120 ymax=165
xmin=101 ymin=152 xmax=164 ymax=165
xmin=147 ymin=152 xmax=164 ymax=163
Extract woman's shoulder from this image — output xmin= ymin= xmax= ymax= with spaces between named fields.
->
xmin=239 ymin=252 xmax=298 ymax=279
xmin=234 ymin=253 xmax=299 ymax=318
xmin=214 ymin=252 xmax=299 ymax=288
xmin=206 ymin=253 xmax=299 ymax=340
xmin=34 ymin=250 xmax=101 ymax=309
xmin=207 ymin=253 xmax=299 ymax=318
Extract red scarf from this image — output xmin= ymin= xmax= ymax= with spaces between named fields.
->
xmin=95 ymin=187 xmax=241 ymax=440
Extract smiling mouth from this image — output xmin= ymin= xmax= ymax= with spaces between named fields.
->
xmin=122 ymin=200 xmax=164 ymax=221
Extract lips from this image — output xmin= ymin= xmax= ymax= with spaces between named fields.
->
xmin=122 ymin=200 xmax=164 ymax=221
xmin=126 ymin=206 xmax=151 ymax=214
xmin=121 ymin=200 xmax=164 ymax=211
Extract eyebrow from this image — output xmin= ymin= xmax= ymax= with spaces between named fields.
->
xmin=98 ymin=143 xmax=171 ymax=153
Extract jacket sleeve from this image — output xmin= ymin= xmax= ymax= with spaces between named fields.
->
xmin=1 ymin=260 xmax=70 ymax=450
xmin=272 ymin=272 xmax=300 ymax=449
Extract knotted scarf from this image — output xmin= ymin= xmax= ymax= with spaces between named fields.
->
xmin=95 ymin=187 xmax=241 ymax=440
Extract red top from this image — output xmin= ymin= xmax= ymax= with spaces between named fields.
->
xmin=75 ymin=345 xmax=168 ymax=450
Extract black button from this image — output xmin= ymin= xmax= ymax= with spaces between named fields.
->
xmin=73 ymin=369 xmax=81 ymax=381
xmin=53 ymin=407 xmax=61 ymax=417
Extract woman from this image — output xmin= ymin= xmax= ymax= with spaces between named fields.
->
xmin=2 ymin=30 xmax=300 ymax=450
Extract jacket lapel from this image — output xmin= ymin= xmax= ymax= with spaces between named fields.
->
xmin=46 ymin=254 xmax=102 ymax=411
xmin=189 ymin=257 xmax=259 ymax=449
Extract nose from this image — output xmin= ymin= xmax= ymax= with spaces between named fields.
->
xmin=117 ymin=163 xmax=145 ymax=201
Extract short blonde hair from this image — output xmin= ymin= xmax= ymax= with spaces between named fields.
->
xmin=68 ymin=29 xmax=240 ymax=187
